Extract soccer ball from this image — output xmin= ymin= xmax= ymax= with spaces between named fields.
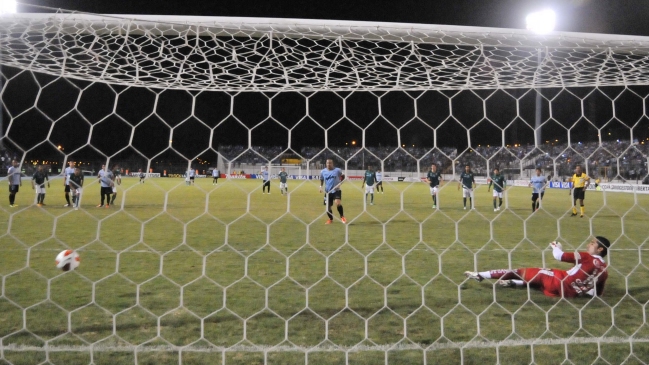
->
xmin=56 ymin=250 xmax=80 ymax=271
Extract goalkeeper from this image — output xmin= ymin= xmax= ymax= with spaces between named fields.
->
xmin=465 ymin=236 xmax=610 ymax=297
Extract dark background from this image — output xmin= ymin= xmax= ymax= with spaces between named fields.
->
xmin=2 ymin=0 xmax=648 ymax=175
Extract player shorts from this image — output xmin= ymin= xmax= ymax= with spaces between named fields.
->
xmin=263 ymin=180 xmax=270 ymax=187
xmin=35 ymin=185 xmax=46 ymax=194
xmin=518 ymin=268 xmax=567 ymax=297
xmin=492 ymin=190 xmax=503 ymax=198
xmin=326 ymin=190 xmax=342 ymax=206
xmin=429 ymin=186 xmax=439 ymax=195
xmin=531 ymin=192 xmax=545 ymax=201
xmin=365 ymin=185 xmax=374 ymax=194
xmin=9 ymin=185 xmax=19 ymax=193
xmin=280 ymin=182 xmax=287 ymax=190
xmin=65 ymin=184 xmax=71 ymax=193
xmin=376 ymin=181 xmax=383 ymax=187
xmin=101 ymin=186 xmax=112 ymax=195
xmin=112 ymin=186 xmax=117 ymax=193
xmin=462 ymin=187 xmax=472 ymax=198
xmin=573 ymin=187 xmax=585 ymax=200
xmin=190 ymin=176 xmax=195 ymax=180
xmin=72 ymin=187 xmax=82 ymax=195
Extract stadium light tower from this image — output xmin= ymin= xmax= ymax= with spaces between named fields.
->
xmin=526 ymin=9 xmax=556 ymax=34
xmin=526 ymin=9 xmax=555 ymax=146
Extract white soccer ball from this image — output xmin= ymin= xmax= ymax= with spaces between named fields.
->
xmin=55 ymin=250 xmax=80 ymax=271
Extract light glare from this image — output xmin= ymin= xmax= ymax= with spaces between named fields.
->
xmin=0 ymin=0 xmax=16 ymax=15
xmin=526 ymin=9 xmax=556 ymax=34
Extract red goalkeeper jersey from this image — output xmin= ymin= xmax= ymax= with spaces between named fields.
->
xmin=557 ymin=252 xmax=608 ymax=297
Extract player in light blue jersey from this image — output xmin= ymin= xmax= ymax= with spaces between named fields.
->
xmin=261 ymin=166 xmax=271 ymax=194
xmin=375 ymin=169 xmax=384 ymax=193
xmin=7 ymin=159 xmax=21 ymax=207
xmin=97 ymin=164 xmax=114 ymax=208
xmin=529 ymin=168 xmax=548 ymax=212
xmin=319 ymin=159 xmax=346 ymax=224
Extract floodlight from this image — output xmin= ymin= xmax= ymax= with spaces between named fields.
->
xmin=526 ymin=9 xmax=556 ymax=34
xmin=0 ymin=0 xmax=16 ymax=15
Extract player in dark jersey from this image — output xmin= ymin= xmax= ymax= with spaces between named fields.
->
xmin=212 ymin=168 xmax=220 ymax=185
xmin=487 ymin=168 xmax=506 ymax=212
xmin=32 ymin=165 xmax=50 ymax=206
xmin=69 ymin=167 xmax=84 ymax=210
xmin=426 ymin=164 xmax=443 ymax=209
xmin=278 ymin=168 xmax=289 ymax=195
xmin=362 ymin=166 xmax=377 ymax=205
xmin=457 ymin=165 xmax=475 ymax=210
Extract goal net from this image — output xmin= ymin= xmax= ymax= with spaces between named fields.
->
xmin=1 ymin=12 xmax=649 ymax=365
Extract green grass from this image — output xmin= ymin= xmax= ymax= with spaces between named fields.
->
xmin=1 ymin=177 xmax=649 ymax=364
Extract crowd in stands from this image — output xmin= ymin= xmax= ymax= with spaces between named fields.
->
xmin=218 ymin=141 xmax=649 ymax=181
xmin=9 ymin=141 xmax=648 ymax=182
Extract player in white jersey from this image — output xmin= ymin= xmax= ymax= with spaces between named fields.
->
xmin=97 ymin=164 xmax=114 ymax=208
xmin=7 ymin=159 xmax=21 ymax=207
xmin=189 ymin=168 xmax=196 ymax=185
xmin=110 ymin=165 xmax=122 ymax=205
xmin=212 ymin=168 xmax=220 ymax=185
xmin=261 ymin=166 xmax=270 ymax=194
xmin=375 ymin=169 xmax=384 ymax=193
xmin=63 ymin=161 xmax=75 ymax=207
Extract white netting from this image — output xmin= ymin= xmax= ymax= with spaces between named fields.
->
xmin=2 ymin=13 xmax=649 ymax=91
xmin=1 ymin=12 xmax=649 ymax=365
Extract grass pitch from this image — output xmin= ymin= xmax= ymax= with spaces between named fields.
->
xmin=1 ymin=176 xmax=649 ymax=365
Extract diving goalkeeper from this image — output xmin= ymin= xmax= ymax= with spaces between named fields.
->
xmin=465 ymin=236 xmax=610 ymax=297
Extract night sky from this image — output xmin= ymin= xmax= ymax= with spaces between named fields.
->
xmin=19 ymin=0 xmax=649 ymax=37
xmin=2 ymin=0 xmax=649 ymax=170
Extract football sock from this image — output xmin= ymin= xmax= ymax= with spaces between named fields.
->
xmin=111 ymin=194 xmax=116 ymax=204
xmin=65 ymin=194 xmax=70 ymax=204
xmin=432 ymin=195 xmax=436 ymax=204
xmin=532 ymin=201 xmax=536 ymax=211
xmin=499 ymin=198 xmax=503 ymax=207
xmin=493 ymin=200 xmax=497 ymax=209
xmin=483 ymin=269 xmax=518 ymax=280
xmin=9 ymin=193 xmax=15 ymax=205
xmin=572 ymin=206 xmax=577 ymax=214
xmin=580 ymin=206 xmax=585 ymax=215
xmin=337 ymin=205 xmax=344 ymax=217
xmin=100 ymin=195 xmax=105 ymax=205
xmin=536 ymin=202 xmax=540 ymax=210
xmin=469 ymin=198 xmax=472 ymax=208
xmin=327 ymin=208 xmax=333 ymax=220
xmin=370 ymin=193 xmax=373 ymax=203
xmin=463 ymin=198 xmax=466 ymax=207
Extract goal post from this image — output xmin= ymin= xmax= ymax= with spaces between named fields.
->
xmin=1 ymin=12 xmax=649 ymax=365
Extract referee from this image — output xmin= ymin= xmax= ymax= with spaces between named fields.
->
xmin=570 ymin=165 xmax=590 ymax=218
